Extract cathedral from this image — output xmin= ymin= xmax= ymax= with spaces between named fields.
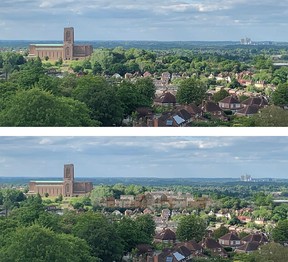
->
xmin=28 ymin=27 xmax=93 ymax=60
xmin=28 ymin=164 xmax=93 ymax=197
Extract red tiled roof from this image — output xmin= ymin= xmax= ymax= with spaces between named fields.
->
xmin=236 ymin=105 xmax=259 ymax=115
xmin=241 ymin=233 xmax=268 ymax=243
xmin=236 ymin=241 xmax=259 ymax=252
xmin=241 ymin=97 xmax=268 ymax=107
xmin=203 ymin=101 xmax=222 ymax=112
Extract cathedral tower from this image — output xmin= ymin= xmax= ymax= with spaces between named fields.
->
xmin=63 ymin=164 xmax=74 ymax=196
xmin=63 ymin=27 xmax=74 ymax=60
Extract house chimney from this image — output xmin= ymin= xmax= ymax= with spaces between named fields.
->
xmin=154 ymin=118 xmax=159 ymax=127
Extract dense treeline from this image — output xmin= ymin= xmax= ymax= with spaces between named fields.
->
xmin=0 ymin=192 xmax=156 ymax=261
xmin=1 ymin=182 xmax=288 ymax=261
xmin=1 ymin=46 xmax=288 ymax=126
xmin=0 ymin=54 xmax=155 ymax=126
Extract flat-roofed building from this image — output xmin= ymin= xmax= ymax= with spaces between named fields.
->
xmin=28 ymin=164 xmax=93 ymax=197
xmin=28 ymin=27 xmax=93 ymax=60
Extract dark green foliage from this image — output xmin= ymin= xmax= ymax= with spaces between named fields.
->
xmin=176 ymin=77 xmax=207 ymax=105
xmin=272 ymin=83 xmax=288 ymax=107
xmin=0 ymin=224 xmax=98 ymax=262
xmin=176 ymin=214 xmax=206 ymax=241
xmin=213 ymin=226 xmax=229 ymax=239
xmin=72 ymin=212 xmax=124 ymax=262
xmin=0 ymin=88 xmax=97 ymax=126
xmin=272 ymin=219 xmax=288 ymax=243
xmin=72 ymin=75 xmax=123 ymax=126
xmin=212 ymin=89 xmax=230 ymax=103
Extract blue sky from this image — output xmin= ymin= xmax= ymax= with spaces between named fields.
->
xmin=1 ymin=0 xmax=288 ymax=41
xmin=0 ymin=136 xmax=287 ymax=178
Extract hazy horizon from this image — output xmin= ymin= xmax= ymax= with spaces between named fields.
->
xmin=1 ymin=1 xmax=288 ymax=41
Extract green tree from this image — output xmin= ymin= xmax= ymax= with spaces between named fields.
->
xmin=176 ymin=77 xmax=207 ymax=105
xmin=272 ymin=219 xmax=288 ymax=243
xmin=90 ymin=185 xmax=113 ymax=206
xmin=253 ymin=106 xmax=288 ymax=127
xmin=0 ymin=224 xmax=98 ymax=262
xmin=72 ymin=212 xmax=124 ymax=262
xmin=212 ymin=89 xmax=229 ymax=103
xmin=0 ymin=88 xmax=96 ymax=126
xmin=176 ymin=215 xmax=206 ymax=242
xmin=135 ymin=214 xmax=156 ymax=244
xmin=272 ymin=83 xmax=288 ymax=107
xmin=213 ymin=226 xmax=229 ymax=239
xmin=272 ymin=204 xmax=288 ymax=222
xmin=116 ymin=217 xmax=139 ymax=253
xmin=72 ymin=75 xmax=123 ymax=126
xmin=134 ymin=77 xmax=156 ymax=107
xmin=252 ymin=242 xmax=288 ymax=262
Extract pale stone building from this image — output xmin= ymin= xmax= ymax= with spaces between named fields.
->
xmin=28 ymin=164 xmax=93 ymax=197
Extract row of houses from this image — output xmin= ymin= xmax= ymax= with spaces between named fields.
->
xmin=134 ymin=90 xmax=268 ymax=127
xmin=135 ymin=228 xmax=269 ymax=261
xmin=95 ymin=191 xmax=211 ymax=210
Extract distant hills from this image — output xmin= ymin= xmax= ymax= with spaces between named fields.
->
xmin=1 ymin=40 xmax=288 ymax=50
xmin=0 ymin=176 xmax=285 ymax=187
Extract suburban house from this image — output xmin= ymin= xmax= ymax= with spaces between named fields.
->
xmin=235 ymin=241 xmax=260 ymax=253
xmin=201 ymin=101 xmax=227 ymax=120
xmin=154 ymin=92 xmax=177 ymax=107
xmin=218 ymin=233 xmax=241 ymax=248
xmin=154 ymin=228 xmax=176 ymax=244
xmin=241 ymin=233 xmax=269 ymax=245
xmin=218 ymin=96 xmax=242 ymax=112
xmin=175 ymin=241 xmax=203 ymax=257
xmin=235 ymin=105 xmax=259 ymax=116
xmin=241 ymin=97 xmax=268 ymax=108
xmin=199 ymin=237 xmax=228 ymax=257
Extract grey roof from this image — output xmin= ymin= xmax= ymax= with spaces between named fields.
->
xmin=31 ymin=181 xmax=63 ymax=183
xmin=173 ymin=115 xmax=185 ymax=125
xmin=173 ymin=252 xmax=185 ymax=261
xmin=31 ymin=44 xmax=63 ymax=47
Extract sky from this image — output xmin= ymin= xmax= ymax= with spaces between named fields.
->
xmin=0 ymin=1 xmax=288 ymax=41
xmin=0 ymin=136 xmax=287 ymax=179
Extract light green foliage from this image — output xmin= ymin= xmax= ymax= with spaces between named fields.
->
xmin=272 ymin=204 xmax=288 ymax=222
xmin=272 ymin=67 xmax=288 ymax=85
xmin=272 ymin=219 xmax=288 ymax=243
xmin=252 ymin=206 xmax=272 ymax=220
xmin=253 ymin=106 xmax=288 ymax=126
xmin=90 ymin=185 xmax=113 ymax=206
xmin=252 ymin=242 xmax=288 ymax=262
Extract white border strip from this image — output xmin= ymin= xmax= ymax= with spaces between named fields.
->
xmin=0 ymin=127 xmax=286 ymax=136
